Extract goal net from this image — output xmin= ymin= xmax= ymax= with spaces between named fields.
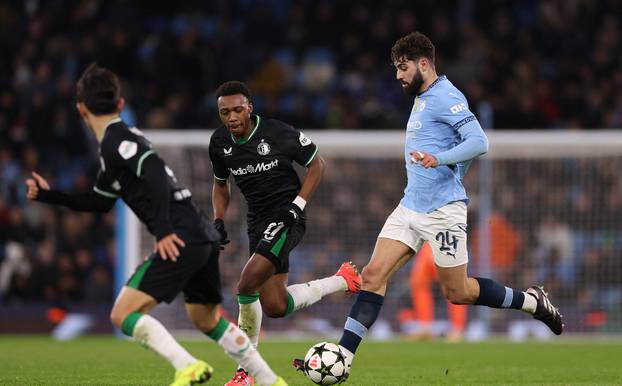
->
xmin=116 ymin=130 xmax=622 ymax=339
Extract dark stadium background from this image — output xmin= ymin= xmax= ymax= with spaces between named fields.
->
xmin=1 ymin=0 xmax=622 ymax=337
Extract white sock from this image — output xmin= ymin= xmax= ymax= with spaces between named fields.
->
xmin=287 ymin=275 xmax=347 ymax=312
xmin=212 ymin=319 xmax=277 ymax=386
xmin=522 ymin=292 xmax=537 ymax=314
xmin=238 ymin=297 xmax=262 ymax=348
xmin=133 ymin=314 xmax=197 ymax=370
xmin=339 ymin=345 xmax=354 ymax=371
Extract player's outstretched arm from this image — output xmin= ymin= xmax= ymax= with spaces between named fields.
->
xmin=25 ymin=171 xmax=49 ymax=199
xmin=25 ymin=171 xmax=116 ymax=212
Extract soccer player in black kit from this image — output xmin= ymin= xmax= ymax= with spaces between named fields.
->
xmin=25 ymin=64 xmax=287 ymax=386
xmin=209 ymin=81 xmax=362 ymax=386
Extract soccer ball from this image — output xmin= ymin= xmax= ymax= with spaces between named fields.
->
xmin=303 ymin=342 xmax=349 ymax=385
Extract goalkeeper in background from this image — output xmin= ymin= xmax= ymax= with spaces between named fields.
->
xmin=25 ymin=64 xmax=286 ymax=386
xmin=209 ymin=81 xmax=362 ymax=386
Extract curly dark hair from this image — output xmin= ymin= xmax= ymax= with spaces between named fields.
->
xmin=215 ymin=80 xmax=252 ymax=101
xmin=76 ymin=63 xmax=121 ymax=115
xmin=391 ymin=32 xmax=435 ymax=64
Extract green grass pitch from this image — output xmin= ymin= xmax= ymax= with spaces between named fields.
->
xmin=1 ymin=336 xmax=621 ymax=385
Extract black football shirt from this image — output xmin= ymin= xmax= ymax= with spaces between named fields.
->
xmin=95 ymin=118 xmax=218 ymax=243
xmin=208 ymin=115 xmax=318 ymax=225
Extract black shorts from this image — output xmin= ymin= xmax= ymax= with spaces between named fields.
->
xmin=126 ymin=242 xmax=222 ymax=304
xmin=248 ymin=214 xmax=306 ymax=274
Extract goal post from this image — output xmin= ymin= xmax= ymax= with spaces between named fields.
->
xmin=115 ymin=129 xmax=622 ymax=337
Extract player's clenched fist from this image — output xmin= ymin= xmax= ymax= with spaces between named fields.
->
xmin=25 ymin=171 xmax=50 ymax=200
xmin=410 ymin=150 xmax=439 ymax=168
xmin=275 ymin=202 xmax=303 ymax=228
xmin=213 ymin=218 xmax=230 ymax=250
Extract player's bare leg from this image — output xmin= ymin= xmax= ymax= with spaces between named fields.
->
xmin=434 ymin=264 xmax=479 ymax=304
xmin=239 ymin=254 xmax=277 ymax=294
xmin=435 ymin=263 xmax=563 ymax=335
xmin=110 ymin=286 xmax=204 ymax=383
xmin=110 ymin=286 xmax=157 ymax=326
xmin=360 ymin=238 xmax=415 ymax=295
xmin=259 ymin=273 xmax=289 ymax=317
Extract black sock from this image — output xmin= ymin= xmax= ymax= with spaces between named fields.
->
xmin=474 ymin=277 xmax=524 ymax=309
xmin=338 ymin=290 xmax=384 ymax=354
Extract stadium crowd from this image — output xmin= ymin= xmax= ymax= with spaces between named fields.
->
xmin=1 ymin=0 xmax=622 ymax=332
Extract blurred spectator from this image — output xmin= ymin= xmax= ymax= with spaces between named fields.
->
xmin=533 ymin=215 xmax=575 ymax=285
xmin=2 ymin=1 xmax=621 ymax=134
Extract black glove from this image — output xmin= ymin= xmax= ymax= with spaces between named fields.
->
xmin=275 ymin=203 xmax=304 ymax=228
xmin=213 ymin=218 xmax=230 ymax=250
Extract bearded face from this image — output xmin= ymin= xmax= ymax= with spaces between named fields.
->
xmin=395 ymin=58 xmax=425 ymax=95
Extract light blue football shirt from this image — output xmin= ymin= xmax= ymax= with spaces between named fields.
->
xmin=401 ymin=75 xmax=489 ymax=213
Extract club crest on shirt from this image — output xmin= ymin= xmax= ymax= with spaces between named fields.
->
xmin=414 ymin=98 xmax=426 ymax=113
xmin=257 ymin=140 xmax=271 ymax=156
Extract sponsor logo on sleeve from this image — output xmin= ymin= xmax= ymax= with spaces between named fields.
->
xmin=450 ymin=103 xmax=467 ymax=114
xmin=299 ymin=132 xmax=311 ymax=146
xmin=118 ymin=141 xmax=138 ymax=160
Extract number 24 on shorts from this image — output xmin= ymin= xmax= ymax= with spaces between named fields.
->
xmin=435 ymin=230 xmax=459 ymax=257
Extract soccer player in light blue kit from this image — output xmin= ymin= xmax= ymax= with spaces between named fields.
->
xmin=305 ymin=32 xmax=564 ymax=377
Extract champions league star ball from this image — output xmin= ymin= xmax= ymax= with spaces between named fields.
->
xmin=303 ymin=342 xmax=349 ymax=385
